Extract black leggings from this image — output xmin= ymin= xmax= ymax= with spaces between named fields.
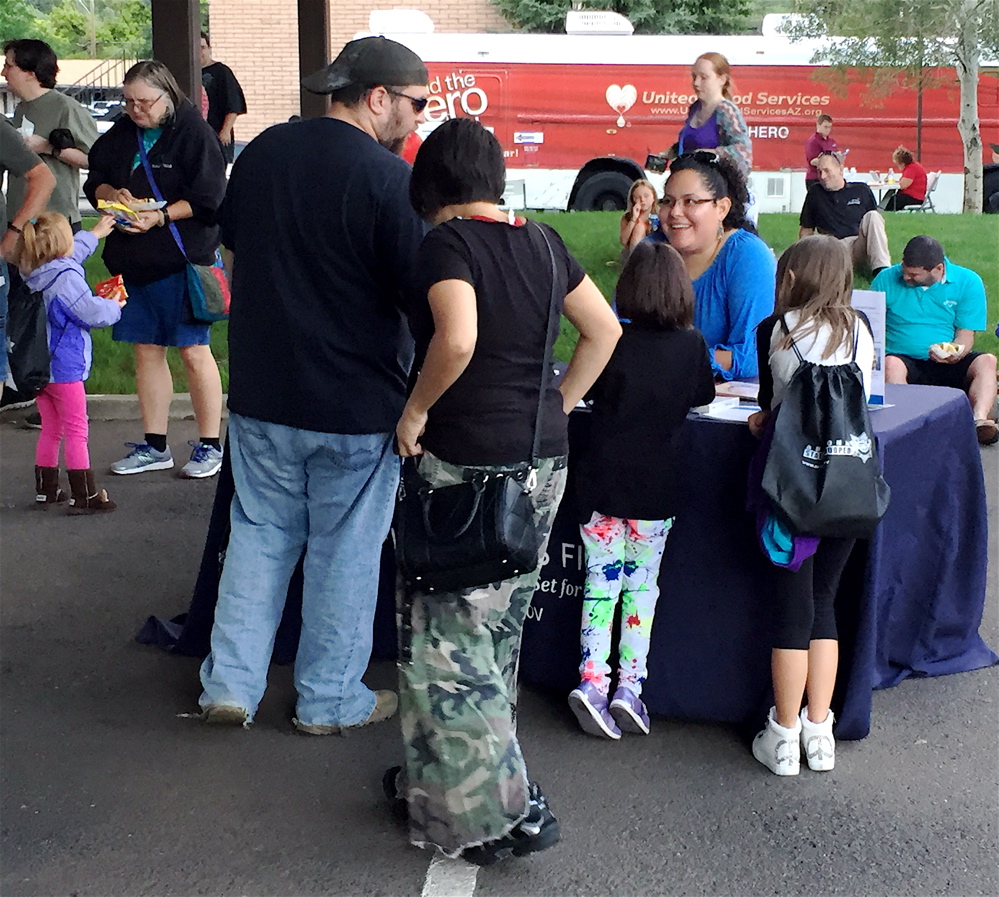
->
xmin=881 ymin=189 xmax=923 ymax=211
xmin=770 ymin=537 xmax=856 ymax=650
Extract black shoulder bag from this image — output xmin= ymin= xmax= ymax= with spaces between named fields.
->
xmin=394 ymin=222 xmax=562 ymax=594
xmin=762 ymin=316 xmax=891 ymax=538
xmin=7 ymin=284 xmax=50 ymax=397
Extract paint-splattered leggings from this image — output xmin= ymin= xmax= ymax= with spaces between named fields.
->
xmin=578 ymin=512 xmax=673 ymax=696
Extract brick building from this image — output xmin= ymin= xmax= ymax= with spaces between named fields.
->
xmin=207 ymin=0 xmax=508 ymax=141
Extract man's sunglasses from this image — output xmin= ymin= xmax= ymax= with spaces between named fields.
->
xmin=386 ymin=89 xmax=429 ymax=113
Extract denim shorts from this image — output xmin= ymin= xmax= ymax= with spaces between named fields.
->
xmin=113 ymin=269 xmax=211 ymax=347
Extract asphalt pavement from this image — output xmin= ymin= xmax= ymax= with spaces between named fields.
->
xmin=1 ymin=405 xmax=996 ymax=897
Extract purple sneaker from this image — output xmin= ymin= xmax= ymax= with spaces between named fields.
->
xmin=609 ymin=686 xmax=651 ymax=735
xmin=568 ymin=681 xmax=621 ymax=740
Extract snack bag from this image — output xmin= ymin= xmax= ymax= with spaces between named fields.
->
xmin=95 ymin=274 xmax=128 ymax=303
xmin=97 ymin=200 xmax=139 ymax=226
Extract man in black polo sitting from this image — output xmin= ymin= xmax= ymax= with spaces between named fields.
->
xmin=799 ymin=151 xmax=891 ymax=275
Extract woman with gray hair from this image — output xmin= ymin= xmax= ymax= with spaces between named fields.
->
xmin=84 ymin=60 xmax=227 ymax=479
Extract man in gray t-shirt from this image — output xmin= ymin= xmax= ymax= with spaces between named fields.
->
xmin=3 ymin=39 xmax=98 ymax=229
xmin=1 ymin=116 xmax=55 ymax=385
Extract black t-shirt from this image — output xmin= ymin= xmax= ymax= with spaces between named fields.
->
xmin=573 ymin=324 xmax=716 ymax=521
xmin=221 ymin=118 xmax=428 ymax=434
xmin=799 ymin=181 xmax=877 ymax=239
xmin=201 ymin=62 xmax=246 ymax=135
xmin=417 ymin=218 xmax=585 ymax=466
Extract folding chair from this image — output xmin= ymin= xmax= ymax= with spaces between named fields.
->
xmin=900 ymin=171 xmax=940 ymax=212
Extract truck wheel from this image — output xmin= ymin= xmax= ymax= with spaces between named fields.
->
xmin=574 ymin=171 xmax=633 ymax=211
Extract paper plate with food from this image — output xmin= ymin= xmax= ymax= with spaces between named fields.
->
xmin=929 ymin=342 xmax=964 ymax=361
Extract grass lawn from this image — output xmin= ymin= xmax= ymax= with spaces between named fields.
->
xmin=80 ymin=212 xmax=998 ymax=392
xmin=537 ymin=211 xmax=999 ymax=363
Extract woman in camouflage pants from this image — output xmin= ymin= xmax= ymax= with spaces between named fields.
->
xmin=388 ymin=119 xmax=621 ymax=864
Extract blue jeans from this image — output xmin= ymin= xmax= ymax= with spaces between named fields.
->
xmin=199 ymin=413 xmax=400 ymax=725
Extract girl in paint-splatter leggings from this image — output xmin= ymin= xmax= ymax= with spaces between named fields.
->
xmin=568 ymin=242 xmax=716 ymax=739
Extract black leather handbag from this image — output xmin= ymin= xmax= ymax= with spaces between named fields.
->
xmin=395 ymin=223 xmax=561 ymax=594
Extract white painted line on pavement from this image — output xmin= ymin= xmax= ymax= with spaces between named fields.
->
xmin=421 ymin=854 xmax=478 ymax=897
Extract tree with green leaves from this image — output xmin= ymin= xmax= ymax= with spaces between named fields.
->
xmin=782 ymin=0 xmax=999 ymax=213
xmin=491 ymin=0 xmax=754 ymax=35
xmin=16 ymin=0 xmax=151 ymax=59
xmin=0 ymin=0 xmax=39 ymax=41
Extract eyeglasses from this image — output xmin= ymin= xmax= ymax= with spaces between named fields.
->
xmin=386 ymin=89 xmax=429 ymax=113
xmin=659 ymin=196 xmax=717 ymax=210
xmin=817 ymin=150 xmax=843 ymax=163
xmin=123 ymin=94 xmax=164 ymax=111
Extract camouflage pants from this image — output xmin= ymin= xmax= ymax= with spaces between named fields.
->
xmin=396 ymin=452 xmax=567 ymax=857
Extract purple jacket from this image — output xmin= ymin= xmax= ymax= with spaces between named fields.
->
xmin=23 ymin=232 xmax=121 ymax=383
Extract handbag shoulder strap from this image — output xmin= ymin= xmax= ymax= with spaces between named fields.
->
xmin=135 ymin=130 xmax=189 ymax=262
xmin=529 ymin=221 xmax=561 ymax=468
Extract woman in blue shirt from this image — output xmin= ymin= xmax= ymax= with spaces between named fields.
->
xmin=648 ymin=152 xmax=774 ymax=380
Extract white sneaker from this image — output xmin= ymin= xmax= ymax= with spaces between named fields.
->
xmin=800 ymin=707 xmax=836 ymax=771
xmin=752 ymin=707 xmax=801 ymax=776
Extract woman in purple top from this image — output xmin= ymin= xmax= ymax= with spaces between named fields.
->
xmin=670 ymin=52 xmax=752 ymax=179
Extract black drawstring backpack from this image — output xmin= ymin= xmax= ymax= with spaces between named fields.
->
xmin=762 ymin=317 xmax=891 ymax=539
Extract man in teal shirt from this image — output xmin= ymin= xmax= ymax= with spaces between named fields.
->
xmin=873 ymin=235 xmax=997 ymax=445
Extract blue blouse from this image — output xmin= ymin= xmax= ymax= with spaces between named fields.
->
xmin=647 ymin=227 xmax=775 ymax=380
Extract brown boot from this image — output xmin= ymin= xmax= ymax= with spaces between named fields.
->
xmin=34 ymin=466 xmax=68 ymax=507
xmin=67 ymin=469 xmax=117 ymax=515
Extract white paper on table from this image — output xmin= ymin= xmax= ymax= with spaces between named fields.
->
xmin=692 ymin=395 xmax=740 ymax=416
xmin=691 ymin=403 xmax=762 ymax=423
xmin=850 ymin=289 xmax=886 ymax=404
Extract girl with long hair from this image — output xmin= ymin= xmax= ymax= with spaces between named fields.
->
xmin=747 ymin=235 xmax=875 ymax=775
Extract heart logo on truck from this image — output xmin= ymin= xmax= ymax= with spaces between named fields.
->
xmin=605 ymin=84 xmax=637 ymax=127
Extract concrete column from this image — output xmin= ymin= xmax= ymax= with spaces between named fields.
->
xmin=151 ymin=0 xmax=201 ymax=103
xmin=298 ymin=0 xmax=330 ymax=119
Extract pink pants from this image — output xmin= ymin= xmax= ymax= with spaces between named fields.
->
xmin=35 ymin=381 xmax=91 ymax=469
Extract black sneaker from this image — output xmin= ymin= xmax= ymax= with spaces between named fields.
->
xmin=1 ymin=386 xmax=35 ymax=412
xmin=461 ymin=782 xmax=561 ymax=866
xmin=382 ymin=765 xmax=409 ymax=822
xmin=22 ymin=412 xmax=42 ymax=430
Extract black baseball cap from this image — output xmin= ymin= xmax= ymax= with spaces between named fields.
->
xmin=902 ymin=235 xmax=945 ymax=269
xmin=302 ymin=36 xmax=427 ymax=95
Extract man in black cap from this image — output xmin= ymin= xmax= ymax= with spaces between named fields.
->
xmin=873 ymin=235 xmax=997 ymax=445
xmin=199 ymin=37 xmax=430 ymax=731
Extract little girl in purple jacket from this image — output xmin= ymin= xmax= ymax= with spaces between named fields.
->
xmin=19 ymin=212 xmax=124 ymax=513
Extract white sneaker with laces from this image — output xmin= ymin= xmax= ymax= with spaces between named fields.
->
xmin=800 ymin=707 xmax=836 ymax=771
xmin=179 ymin=441 xmax=223 ymax=479
xmin=110 ymin=442 xmax=174 ymax=475
xmin=752 ymin=707 xmax=801 ymax=776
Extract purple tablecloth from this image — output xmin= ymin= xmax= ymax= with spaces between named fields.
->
xmin=150 ymin=385 xmax=995 ymax=741
xmin=518 ymin=384 xmax=996 ymax=740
